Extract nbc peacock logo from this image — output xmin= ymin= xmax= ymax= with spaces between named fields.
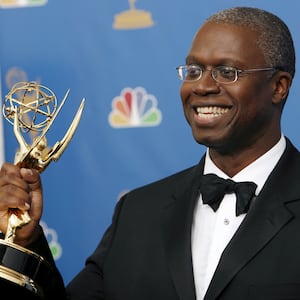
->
xmin=109 ymin=86 xmax=162 ymax=128
xmin=0 ymin=0 xmax=47 ymax=8
xmin=40 ymin=221 xmax=62 ymax=260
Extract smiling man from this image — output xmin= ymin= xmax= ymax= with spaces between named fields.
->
xmin=179 ymin=11 xmax=293 ymax=176
xmin=0 ymin=6 xmax=300 ymax=300
xmin=176 ymin=7 xmax=297 ymax=299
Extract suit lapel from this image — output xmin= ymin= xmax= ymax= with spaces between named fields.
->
xmin=204 ymin=139 xmax=300 ymax=300
xmin=204 ymin=194 xmax=293 ymax=300
xmin=162 ymin=160 xmax=204 ymax=300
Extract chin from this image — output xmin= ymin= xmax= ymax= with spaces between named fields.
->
xmin=193 ymin=135 xmax=214 ymax=147
xmin=193 ymin=134 xmax=229 ymax=151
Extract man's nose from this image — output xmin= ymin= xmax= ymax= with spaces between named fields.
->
xmin=192 ymin=69 xmax=220 ymax=95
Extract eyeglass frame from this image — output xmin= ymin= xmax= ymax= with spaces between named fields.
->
xmin=176 ymin=64 xmax=277 ymax=84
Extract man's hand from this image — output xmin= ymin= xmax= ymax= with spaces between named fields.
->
xmin=0 ymin=162 xmax=43 ymax=247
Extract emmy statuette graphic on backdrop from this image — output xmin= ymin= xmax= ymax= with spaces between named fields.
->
xmin=0 ymin=81 xmax=85 ymax=298
xmin=113 ymin=0 xmax=154 ymax=29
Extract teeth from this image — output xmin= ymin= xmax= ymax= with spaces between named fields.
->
xmin=196 ymin=106 xmax=229 ymax=118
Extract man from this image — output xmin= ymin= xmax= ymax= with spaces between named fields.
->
xmin=0 ymin=6 xmax=299 ymax=300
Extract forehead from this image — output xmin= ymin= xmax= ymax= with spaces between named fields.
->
xmin=187 ymin=22 xmax=266 ymax=66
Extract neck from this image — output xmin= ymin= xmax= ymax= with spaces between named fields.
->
xmin=208 ymin=135 xmax=282 ymax=177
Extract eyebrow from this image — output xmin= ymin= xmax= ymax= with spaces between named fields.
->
xmin=185 ymin=56 xmax=244 ymax=68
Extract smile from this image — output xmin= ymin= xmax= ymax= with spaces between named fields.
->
xmin=196 ymin=106 xmax=230 ymax=118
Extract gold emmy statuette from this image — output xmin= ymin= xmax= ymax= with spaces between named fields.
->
xmin=0 ymin=81 xmax=85 ymax=298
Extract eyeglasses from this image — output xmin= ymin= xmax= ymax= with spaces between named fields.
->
xmin=176 ymin=64 xmax=277 ymax=84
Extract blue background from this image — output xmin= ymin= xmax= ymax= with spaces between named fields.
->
xmin=0 ymin=0 xmax=300 ymax=284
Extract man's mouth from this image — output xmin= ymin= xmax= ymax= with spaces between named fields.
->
xmin=196 ymin=106 xmax=230 ymax=118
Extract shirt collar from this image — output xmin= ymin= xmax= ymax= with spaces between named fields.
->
xmin=204 ymin=134 xmax=286 ymax=195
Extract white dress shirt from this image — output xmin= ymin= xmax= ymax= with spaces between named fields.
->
xmin=191 ymin=135 xmax=286 ymax=299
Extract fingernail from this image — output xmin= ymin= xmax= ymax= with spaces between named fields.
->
xmin=25 ymin=203 xmax=30 ymax=210
xmin=21 ymin=168 xmax=33 ymax=176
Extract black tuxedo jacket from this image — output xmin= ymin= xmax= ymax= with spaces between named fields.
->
xmin=59 ymin=139 xmax=300 ymax=299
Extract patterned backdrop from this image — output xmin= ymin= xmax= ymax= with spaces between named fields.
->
xmin=0 ymin=0 xmax=300 ymax=284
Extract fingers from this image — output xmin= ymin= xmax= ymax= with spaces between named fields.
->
xmin=0 ymin=162 xmax=43 ymax=246
xmin=0 ymin=163 xmax=31 ymax=211
xmin=0 ymin=162 xmax=22 ymax=178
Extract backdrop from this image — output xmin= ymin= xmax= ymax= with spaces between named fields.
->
xmin=0 ymin=0 xmax=300 ymax=284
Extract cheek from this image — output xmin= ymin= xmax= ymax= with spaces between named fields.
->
xmin=229 ymin=84 xmax=274 ymax=130
xmin=226 ymin=82 xmax=265 ymax=111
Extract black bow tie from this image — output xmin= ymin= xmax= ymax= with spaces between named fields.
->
xmin=200 ymin=173 xmax=257 ymax=216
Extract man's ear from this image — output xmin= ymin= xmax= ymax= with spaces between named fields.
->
xmin=272 ymin=71 xmax=293 ymax=105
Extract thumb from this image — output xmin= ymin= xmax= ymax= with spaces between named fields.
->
xmin=20 ymin=168 xmax=42 ymax=191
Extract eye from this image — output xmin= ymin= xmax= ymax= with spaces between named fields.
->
xmin=186 ymin=65 xmax=202 ymax=80
xmin=216 ymin=66 xmax=237 ymax=81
